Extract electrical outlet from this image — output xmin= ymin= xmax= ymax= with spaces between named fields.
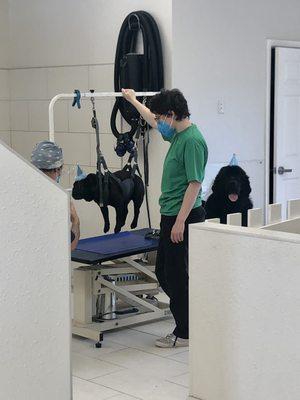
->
xmin=217 ymin=99 xmax=224 ymax=114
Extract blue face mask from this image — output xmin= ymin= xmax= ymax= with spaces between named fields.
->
xmin=56 ymin=174 xmax=61 ymax=184
xmin=157 ymin=116 xmax=176 ymax=140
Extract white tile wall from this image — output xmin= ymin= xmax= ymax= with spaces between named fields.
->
xmin=68 ymin=101 xmax=94 ymax=134
xmin=11 ymin=131 xmax=48 ymax=160
xmin=54 ymin=100 xmax=69 ymax=132
xmin=59 ymin=164 xmax=72 ymax=189
xmin=0 ymin=70 xmax=10 ymax=99
xmin=29 ymin=99 xmax=69 ymax=133
xmin=55 ymin=132 xmax=91 ymax=165
xmin=72 ymin=198 xmax=106 ymax=238
xmin=0 ymin=132 xmax=11 ymax=146
xmin=9 ymin=68 xmax=48 ymax=100
xmin=68 ymin=98 xmax=117 ymax=134
xmin=10 ymin=101 xmax=29 ymax=131
xmin=0 ymin=69 xmax=10 ymax=145
xmin=47 ymin=66 xmax=89 ymax=98
xmin=0 ymin=101 xmax=10 ymax=131
xmin=28 ymin=100 xmax=51 ymax=132
xmin=88 ymin=64 xmax=114 ymax=92
xmin=95 ymin=98 xmax=118 ymax=133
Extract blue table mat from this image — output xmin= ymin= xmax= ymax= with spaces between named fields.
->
xmin=76 ymin=231 xmax=154 ymax=255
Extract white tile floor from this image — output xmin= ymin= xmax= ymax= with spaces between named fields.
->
xmin=72 ymin=318 xmax=189 ymax=400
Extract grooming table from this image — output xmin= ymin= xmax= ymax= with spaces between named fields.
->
xmin=71 ymin=228 xmax=170 ymax=347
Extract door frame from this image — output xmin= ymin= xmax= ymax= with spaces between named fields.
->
xmin=265 ymin=39 xmax=300 ymax=214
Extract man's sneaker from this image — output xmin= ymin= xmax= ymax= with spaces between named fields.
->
xmin=155 ymin=333 xmax=189 ymax=348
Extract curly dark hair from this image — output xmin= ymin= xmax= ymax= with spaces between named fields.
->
xmin=149 ymin=89 xmax=190 ymax=121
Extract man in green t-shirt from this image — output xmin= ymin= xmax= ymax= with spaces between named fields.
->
xmin=122 ymin=88 xmax=208 ymax=348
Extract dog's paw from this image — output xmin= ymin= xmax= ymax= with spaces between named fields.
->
xmin=130 ymin=221 xmax=137 ymax=229
xmin=104 ymin=224 xmax=110 ymax=233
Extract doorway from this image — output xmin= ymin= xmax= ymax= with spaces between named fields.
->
xmin=267 ymin=41 xmax=300 ymax=218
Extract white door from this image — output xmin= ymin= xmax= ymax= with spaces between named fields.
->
xmin=274 ymin=47 xmax=300 ymax=217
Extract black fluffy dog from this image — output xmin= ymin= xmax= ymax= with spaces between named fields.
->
xmin=72 ymin=170 xmax=144 ymax=233
xmin=204 ymin=165 xmax=253 ymax=226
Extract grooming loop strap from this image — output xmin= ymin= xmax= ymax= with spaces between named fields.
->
xmin=123 ymin=112 xmax=146 ymax=178
xmin=90 ymin=91 xmax=109 ymax=207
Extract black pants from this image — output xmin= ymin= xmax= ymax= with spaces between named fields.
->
xmin=155 ymin=206 xmax=205 ymax=339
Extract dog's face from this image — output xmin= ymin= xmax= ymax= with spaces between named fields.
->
xmin=212 ymin=166 xmax=251 ymax=203
xmin=72 ymin=173 xmax=98 ymax=202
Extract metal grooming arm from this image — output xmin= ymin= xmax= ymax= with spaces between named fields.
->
xmin=48 ymin=91 xmax=158 ymax=141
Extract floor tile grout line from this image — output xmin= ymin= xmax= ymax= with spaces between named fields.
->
xmin=129 ymin=346 xmax=189 ymax=362
xmin=73 ymin=340 xmax=189 ymax=365
xmin=93 ymin=342 xmax=189 ymax=363
xmin=163 ymin=349 xmax=188 ymax=357
xmin=166 ymin=350 xmax=189 ymax=364
xmin=72 ymin=367 xmax=124 ymax=381
xmin=72 ymin=345 xmax=130 ymax=358
xmin=74 ymin=373 xmax=189 ymax=395
xmin=129 ymin=328 xmax=168 ymax=337
xmin=85 ymin=379 xmax=144 ymax=400
xmin=170 ymin=371 xmax=190 ymax=379
xmin=108 ymin=329 xmax=161 ymax=339
xmin=73 ymin=375 xmax=143 ymax=400
xmin=73 ymin=351 xmax=131 ymax=370
xmin=108 ymin=395 xmax=143 ymax=400
xmin=130 ymin=320 xmax=175 ymax=329
xmin=165 ymin=379 xmax=189 ymax=389
xmin=73 ymin=362 xmax=188 ymax=397
xmin=73 ymin=356 xmax=188 ymax=383
xmin=81 ymin=367 xmax=126 ymax=380
xmin=165 ymin=360 xmax=188 ymax=365
xmin=129 ymin=325 xmax=176 ymax=336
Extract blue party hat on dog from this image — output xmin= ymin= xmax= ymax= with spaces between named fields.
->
xmin=229 ymin=153 xmax=238 ymax=166
xmin=75 ymin=164 xmax=87 ymax=181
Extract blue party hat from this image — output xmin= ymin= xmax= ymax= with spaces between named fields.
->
xmin=75 ymin=164 xmax=87 ymax=181
xmin=229 ymin=153 xmax=238 ymax=166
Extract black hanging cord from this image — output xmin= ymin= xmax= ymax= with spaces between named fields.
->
xmin=138 ymin=99 xmax=151 ymax=229
xmin=111 ymin=10 xmax=164 ymax=142
xmin=111 ymin=10 xmax=164 ymax=229
xmin=142 ymin=123 xmax=152 ymax=229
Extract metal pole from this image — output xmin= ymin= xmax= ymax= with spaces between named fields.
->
xmin=49 ymin=91 xmax=158 ymax=141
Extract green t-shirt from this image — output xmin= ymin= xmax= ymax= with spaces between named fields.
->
xmin=159 ymin=123 xmax=208 ymax=216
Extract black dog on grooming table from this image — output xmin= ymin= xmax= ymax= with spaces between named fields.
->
xmin=72 ymin=168 xmax=144 ymax=233
xmin=204 ymin=165 xmax=253 ymax=226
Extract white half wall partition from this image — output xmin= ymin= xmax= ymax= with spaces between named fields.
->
xmin=189 ymin=222 xmax=300 ymax=400
xmin=0 ymin=140 xmax=71 ymax=399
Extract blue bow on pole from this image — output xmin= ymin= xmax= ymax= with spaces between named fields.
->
xmin=72 ymin=89 xmax=81 ymax=109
